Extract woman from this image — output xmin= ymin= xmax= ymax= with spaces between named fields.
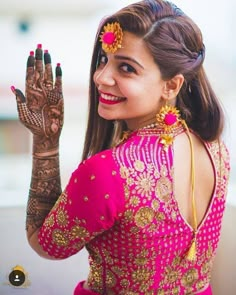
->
xmin=11 ymin=0 xmax=230 ymax=294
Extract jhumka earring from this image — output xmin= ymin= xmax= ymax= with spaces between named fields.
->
xmin=156 ymin=103 xmax=181 ymax=149
xmin=157 ymin=103 xmax=198 ymax=261
xmin=100 ymin=22 xmax=123 ymax=54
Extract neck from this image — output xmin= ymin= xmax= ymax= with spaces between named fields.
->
xmin=126 ymin=118 xmax=157 ymax=132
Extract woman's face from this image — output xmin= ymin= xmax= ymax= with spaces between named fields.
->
xmin=93 ymin=31 xmax=167 ymax=130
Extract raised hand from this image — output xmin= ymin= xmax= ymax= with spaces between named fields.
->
xmin=11 ymin=44 xmax=64 ymax=152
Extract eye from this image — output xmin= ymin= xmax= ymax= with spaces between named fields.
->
xmin=120 ymin=63 xmax=137 ymax=74
xmin=97 ymin=54 xmax=107 ymax=66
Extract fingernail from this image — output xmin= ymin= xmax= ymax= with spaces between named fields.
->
xmin=56 ymin=64 xmax=62 ymax=77
xmin=30 ymin=51 xmax=34 ymax=56
xmin=36 ymin=44 xmax=43 ymax=60
xmin=44 ymin=50 xmax=51 ymax=64
xmin=27 ymin=53 xmax=35 ymax=67
xmin=10 ymin=85 xmax=15 ymax=92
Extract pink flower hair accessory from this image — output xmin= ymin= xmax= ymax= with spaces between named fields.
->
xmin=100 ymin=22 xmax=123 ymax=53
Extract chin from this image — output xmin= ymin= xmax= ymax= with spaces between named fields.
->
xmin=98 ymin=110 xmax=117 ymax=121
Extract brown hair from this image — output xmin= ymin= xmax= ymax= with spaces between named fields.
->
xmin=82 ymin=0 xmax=224 ymax=160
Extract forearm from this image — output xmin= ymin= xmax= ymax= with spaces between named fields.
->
xmin=26 ymin=137 xmax=62 ymax=240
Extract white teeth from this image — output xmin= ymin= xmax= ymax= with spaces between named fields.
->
xmin=101 ymin=93 xmax=123 ymax=101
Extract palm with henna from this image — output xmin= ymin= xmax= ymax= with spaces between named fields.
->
xmin=11 ymin=44 xmax=64 ymax=258
xmin=11 ymin=44 xmax=64 ymax=152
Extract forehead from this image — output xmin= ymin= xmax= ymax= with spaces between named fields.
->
xmin=115 ymin=31 xmax=154 ymax=62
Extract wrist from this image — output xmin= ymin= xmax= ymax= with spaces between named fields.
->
xmin=32 ymin=135 xmax=59 ymax=155
xmin=33 ymin=149 xmax=59 ymax=158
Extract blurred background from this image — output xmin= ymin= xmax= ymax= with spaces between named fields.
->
xmin=0 ymin=0 xmax=235 ymax=294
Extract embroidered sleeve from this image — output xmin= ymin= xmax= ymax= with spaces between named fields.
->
xmin=38 ymin=151 xmax=125 ymax=258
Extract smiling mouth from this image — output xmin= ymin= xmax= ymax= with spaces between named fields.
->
xmin=99 ymin=93 xmax=126 ymax=105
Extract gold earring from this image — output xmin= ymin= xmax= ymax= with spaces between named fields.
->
xmin=157 ymin=102 xmax=198 ymax=261
xmin=156 ymin=103 xmax=181 ymax=149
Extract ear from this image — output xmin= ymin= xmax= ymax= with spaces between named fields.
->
xmin=162 ymin=74 xmax=184 ymax=101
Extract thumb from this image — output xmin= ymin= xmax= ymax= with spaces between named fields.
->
xmin=10 ymin=86 xmax=26 ymax=103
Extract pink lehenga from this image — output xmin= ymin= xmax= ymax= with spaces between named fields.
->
xmin=38 ymin=127 xmax=230 ymax=295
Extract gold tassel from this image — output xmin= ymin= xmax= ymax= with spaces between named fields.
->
xmin=186 ymin=239 xmax=197 ymax=261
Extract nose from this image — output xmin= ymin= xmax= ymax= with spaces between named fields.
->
xmin=94 ymin=65 xmax=116 ymax=87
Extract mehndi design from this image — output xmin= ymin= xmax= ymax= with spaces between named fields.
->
xmin=11 ymin=44 xmax=64 ymax=233
xmin=12 ymin=45 xmax=64 ymax=150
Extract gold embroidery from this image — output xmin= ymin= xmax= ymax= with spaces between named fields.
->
xmin=106 ymin=270 xmax=117 ymax=287
xmin=70 ymin=225 xmax=89 ymax=240
xmin=181 ymin=268 xmax=199 ymax=288
xmin=196 ymin=280 xmax=206 ymax=290
xmin=44 ymin=214 xmax=55 ymax=227
xmin=56 ymin=208 xmax=69 ymax=227
xmin=155 ymin=176 xmax=172 ymax=202
xmin=134 ymin=160 xmax=145 ymax=172
xmin=120 ymin=166 xmax=130 ymax=179
xmin=134 ymin=207 xmax=155 ymax=228
xmin=163 ymin=266 xmax=181 ymax=285
xmin=130 ymin=196 xmax=140 ymax=207
xmin=135 ymin=250 xmax=149 ymax=266
xmin=124 ymin=209 xmax=134 ymax=222
xmin=88 ymin=264 xmax=103 ymax=291
xmin=52 ymin=229 xmax=69 ymax=247
xmin=52 ymin=190 xmax=68 ymax=211
xmin=173 ymin=287 xmax=181 ymax=294
xmin=120 ymin=279 xmax=130 ymax=288
xmin=135 ymin=172 xmax=155 ymax=197
xmin=124 ymin=185 xmax=130 ymax=200
xmin=132 ymin=268 xmax=151 ymax=283
xmin=151 ymin=199 xmax=160 ymax=210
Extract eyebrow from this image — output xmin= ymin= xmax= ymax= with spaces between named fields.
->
xmin=114 ymin=55 xmax=144 ymax=69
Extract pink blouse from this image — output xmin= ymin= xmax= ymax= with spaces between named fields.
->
xmin=38 ymin=128 xmax=230 ymax=294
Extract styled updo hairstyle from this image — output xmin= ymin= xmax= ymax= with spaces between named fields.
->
xmin=82 ymin=0 xmax=224 ymax=160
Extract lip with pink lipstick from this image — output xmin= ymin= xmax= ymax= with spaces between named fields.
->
xmin=99 ymin=92 xmax=126 ymax=105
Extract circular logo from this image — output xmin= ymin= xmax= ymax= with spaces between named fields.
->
xmin=9 ymin=269 xmax=26 ymax=287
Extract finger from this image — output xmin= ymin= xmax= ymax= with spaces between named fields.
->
xmin=11 ymin=86 xmax=26 ymax=103
xmin=11 ymin=86 xmax=42 ymax=129
xmin=26 ymin=51 xmax=35 ymax=88
xmin=54 ymin=63 xmax=62 ymax=92
xmin=44 ymin=49 xmax=53 ymax=88
xmin=35 ymin=44 xmax=44 ymax=87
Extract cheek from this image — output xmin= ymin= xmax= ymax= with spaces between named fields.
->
xmin=118 ymin=82 xmax=139 ymax=98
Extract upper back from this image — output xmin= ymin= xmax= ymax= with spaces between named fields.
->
xmin=174 ymin=131 xmax=215 ymax=228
